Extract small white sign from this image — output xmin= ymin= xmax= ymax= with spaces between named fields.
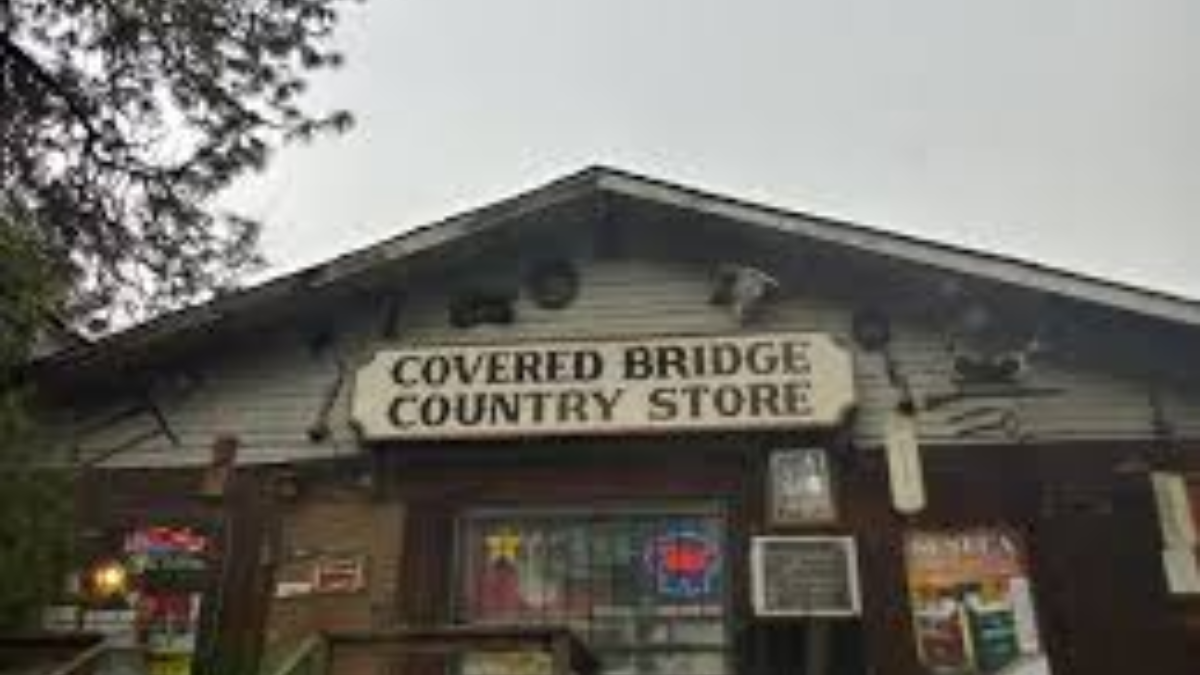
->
xmin=885 ymin=409 xmax=926 ymax=515
xmin=274 ymin=580 xmax=314 ymax=599
xmin=1151 ymin=472 xmax=1197 ymax=547
xmin=313 ymin=555 xmax=367 ymax=594
xmin=1162 ymin=547 xmax=1200 ymax=595
xmin=352 ymin=332 xmax=856 ymax=441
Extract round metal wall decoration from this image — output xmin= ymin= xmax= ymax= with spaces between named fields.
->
xmin=525 ymin=259 xmax=580 ymax=310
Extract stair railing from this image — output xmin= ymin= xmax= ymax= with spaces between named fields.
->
xmin=266 ymin=624 xmax=597 ymax=675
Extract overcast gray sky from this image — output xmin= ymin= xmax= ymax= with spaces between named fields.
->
xmin=223 ymin=0 xmax=1200 ymax=298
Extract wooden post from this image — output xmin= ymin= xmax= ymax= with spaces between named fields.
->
xmin=804 ymin=622 xmax=831 ymax=675
xmin=550 ymin=634 xmax=571 ymax=675
xmin=320 ymin=634 xmax=334 ymax=675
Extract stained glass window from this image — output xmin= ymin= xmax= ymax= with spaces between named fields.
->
xmin=458 ymin=506 xmax=730 ymax=675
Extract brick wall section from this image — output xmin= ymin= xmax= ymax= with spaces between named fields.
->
xmin=263 ymin=486 xmax=404 ymax=671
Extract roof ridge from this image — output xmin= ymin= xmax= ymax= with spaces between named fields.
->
xmin=596 ymin=166 xmax=1200 ymax=310
xmin=36 ymin=165 xmax=1200 ymax=373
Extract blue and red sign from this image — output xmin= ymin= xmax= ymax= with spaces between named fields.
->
xmin=643 ymin=527 xmax=722 ymax=600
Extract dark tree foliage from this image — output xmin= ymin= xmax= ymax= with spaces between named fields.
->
xmin=0 ymin=220 xmax=54 ymax=370
xmin=1 ymin=0 xmax=356 ymax=325
xmin=0 ymin=0 xmax=358 ymax=632
xmin=0 ymin=221 xmax=74 ymax=631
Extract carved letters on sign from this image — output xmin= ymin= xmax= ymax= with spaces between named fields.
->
xmin=350 ymin=332 xmax=856 ymax=440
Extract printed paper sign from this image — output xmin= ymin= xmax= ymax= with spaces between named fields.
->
xmin=905 ymin=529 xmax=1052 ymax=675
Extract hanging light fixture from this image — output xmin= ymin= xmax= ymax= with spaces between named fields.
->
xmin=86 ymin=559 xmax=130 ymax=601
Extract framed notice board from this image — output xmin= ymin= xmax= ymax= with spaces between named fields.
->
xmin=750 ymin=536 xmax=861 ymax=618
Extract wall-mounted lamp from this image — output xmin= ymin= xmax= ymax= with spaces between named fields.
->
xmin=85 ymin=559 xmax=129 ymax=602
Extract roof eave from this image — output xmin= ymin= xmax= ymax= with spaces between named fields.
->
xmin=33 ymin=166 xmax=1200 ymax=378
xmin=596 ymin=170 xmax=1200 ymax=329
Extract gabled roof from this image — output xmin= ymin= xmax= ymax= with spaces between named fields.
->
xmin=37 ymin=165 xmax=1200 ymax=375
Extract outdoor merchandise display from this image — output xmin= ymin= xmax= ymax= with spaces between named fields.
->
xmin=124 ymin=526 xmax=212 ymax=675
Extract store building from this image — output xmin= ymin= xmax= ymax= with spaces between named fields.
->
xmin=30 ymin=167 xmax=1200 ymax=675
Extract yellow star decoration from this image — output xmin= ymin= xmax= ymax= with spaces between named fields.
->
xmin=486 ymin=529 xmax=522 ymax=565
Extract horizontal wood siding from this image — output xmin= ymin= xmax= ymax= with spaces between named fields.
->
xmin=57 ymin=258 xmax=1200 ymax=468
xmin=263 ymin=488 xmax=404 ymax=664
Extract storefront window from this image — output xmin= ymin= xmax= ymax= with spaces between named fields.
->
xmin=459 ymin=506 xmax=730 ymax=675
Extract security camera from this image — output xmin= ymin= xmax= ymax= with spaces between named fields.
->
xmin=711 ymin=264 xmax=779 ymax=324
